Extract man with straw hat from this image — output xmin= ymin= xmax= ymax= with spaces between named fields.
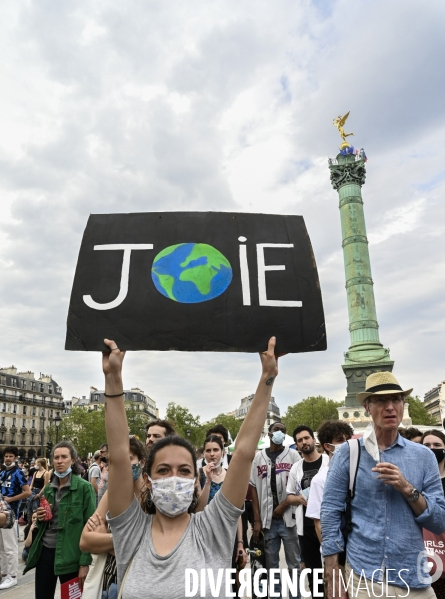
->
xmin=321 ymin=372 xmax=445 ymax=599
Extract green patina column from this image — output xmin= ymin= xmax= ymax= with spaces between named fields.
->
xmin=329 ymin=150 xmax=394 ymax=408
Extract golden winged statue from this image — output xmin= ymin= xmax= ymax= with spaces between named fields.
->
xmin=333 ymin=111 xmax=354 ymax=147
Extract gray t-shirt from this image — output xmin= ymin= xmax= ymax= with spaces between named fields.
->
xmin=97 ymin=466 xmax=108 ymax=502
xmin=88 ymin=464 xmax=101 ymax=484
xmin=43 ymin=474 xmax=72 ymax=549
xmin=108 ymin=489 xmax=242 ymax=599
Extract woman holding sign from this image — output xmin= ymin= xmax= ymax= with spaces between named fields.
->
xmin=98 ymin=336 xmax=281 ymax=599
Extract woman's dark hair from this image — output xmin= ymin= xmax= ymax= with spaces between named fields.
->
xmin=204 ymin=435 xmax=224 ymax=452
xmin=23 ymin=510 xmax=39 ymax=540
xmin=421 ymin=429 xmax=445 ymax=446
xmin=52 ymin=441 xmax=81 ymax=475
xmin=141 ymin=435 xmax=197 ymax=515
xmin=129 ymin=436 xmax=146 ymax=462
xmin=205 ymin=424 xmax=228 ymax=443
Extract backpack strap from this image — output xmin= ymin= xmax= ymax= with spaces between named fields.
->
xmin=348 ymin=438 xmax=361 ymax=498
xmin=339 ymin=438 xmax=361 ymax=566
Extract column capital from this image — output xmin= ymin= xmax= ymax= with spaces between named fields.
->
xmin=329 ymin=157 xmax=366 ymax=190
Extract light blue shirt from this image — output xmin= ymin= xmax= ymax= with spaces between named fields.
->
xmin=321 ymin=435 xmax=445 ymax=588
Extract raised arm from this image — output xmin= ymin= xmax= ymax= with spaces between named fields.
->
xmin=102 ymin=338 xmax=133 ymax=518
xmin=223 ymin=337 xmax=281 ymax=509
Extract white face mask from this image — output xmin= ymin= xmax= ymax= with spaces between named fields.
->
xmin=327 ymin=443 xmax=342 ymax=455
xmin=148 ymin=476 xmax=196 ymax=517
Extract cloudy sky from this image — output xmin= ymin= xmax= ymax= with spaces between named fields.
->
xmin=1 ymin=0 xmax=444 ymax=423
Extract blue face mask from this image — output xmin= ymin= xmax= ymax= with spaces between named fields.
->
xmin=132 ymin=462 xmax=142 ymax=481
xmin=271 ymin=430 xmax=286 ymax=445
xmin=53 ymin=466 xmax=72 ymax=479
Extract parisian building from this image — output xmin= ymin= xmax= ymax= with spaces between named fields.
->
xmin=73 ymin=386 xmax=158 ymax=420
xmin=424 ymin=381 xmax=445 ymax=425
xmin=0 ymin=366 xmax=65 ymax=460
xmin=234 ymin=393 xmax=281 ymax=435
xmin=63 ymin=398 xmax=73 ymax=415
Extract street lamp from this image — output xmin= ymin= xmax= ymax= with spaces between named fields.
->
xmin=54 ymin=415 xmax=62 ymax=444
xmin=40 ymin=398 xmax=46 ymax=458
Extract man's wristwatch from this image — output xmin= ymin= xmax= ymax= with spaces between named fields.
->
xmin=405 ymin=487 xmax=420 ymax=502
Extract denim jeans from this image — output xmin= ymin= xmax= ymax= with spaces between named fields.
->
xmin=102 ymin=584 xmax=118 ymax=599
xmin=264 ymin=518 xmax=301 ymax=599
xmin=299 ymin=527 xmax=323 ymax=598
xmin=27 ymin=490 xmax=41 ymax=518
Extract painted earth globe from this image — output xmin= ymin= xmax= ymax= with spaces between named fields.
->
xmin=151 ymin=242 xmax=232 ymax=303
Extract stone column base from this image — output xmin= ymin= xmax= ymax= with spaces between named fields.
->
xmin=342 ymin=361 xmax=394 ymax=409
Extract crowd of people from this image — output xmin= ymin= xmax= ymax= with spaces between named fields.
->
xmin=0 ymin=339 xmax=444 ymax=599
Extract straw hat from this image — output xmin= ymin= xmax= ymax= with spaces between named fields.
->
xmin=356 ymin=372 xmax=412 ymax=406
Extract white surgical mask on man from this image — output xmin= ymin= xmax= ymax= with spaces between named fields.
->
xmin=327 ymin=443 xmax=342 ymax=455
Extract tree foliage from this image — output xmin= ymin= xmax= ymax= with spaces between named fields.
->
xmin=58 ymin=398 xmax=285 ymax=457
xmin=207 ymin=414 xmax=244 ymax=445
xmin=164 ymin=405 xmax=245 ymax=448
xmin=125 ymin=405 xmax=149 ymax=440
xmin=405 ymin=395 xmax=437 ymax=426
xmin=282 ymin=396 xmax=343 ymax=434
xmin=55 ymin=405 xmax=148 ymax=457
xmin=165 ymin=402 xmax=205 ymax=447
xmin=57 ymin=407 xmax=106 ymax=457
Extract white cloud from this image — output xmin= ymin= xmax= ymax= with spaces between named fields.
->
xmin=0 ymin=0 xmax=444 ymax=422
xmin=368 ymin=198 xmax=426 ymax=245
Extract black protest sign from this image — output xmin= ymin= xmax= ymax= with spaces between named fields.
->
xmin=65 ymin=212 xmax=326 ymax=353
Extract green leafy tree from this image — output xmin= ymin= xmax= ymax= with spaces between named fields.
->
xmin=205 ymin=414 xmax=243 ymax=444
xmin=57 ymin=405 xmax=152 ymax=456
xmin=58 ymin=407 xmax=106 ymax=457
xmin=282 ymin=396 xmax=343 ymax=434
xmin=126 ymin=405 xmax=149 ymax=441
xmin=165 ymin=402 xmax=205 ymax=447
xmin=405 ymin=395 xmax=437 ymax=426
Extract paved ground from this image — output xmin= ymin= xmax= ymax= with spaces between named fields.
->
xmin=0 ymin=525 xmax=59 ymax=599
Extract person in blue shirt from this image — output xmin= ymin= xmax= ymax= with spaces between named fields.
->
xmin=0 ymin=445 xmax=31 ymax=590
xmin=321 ymin=372 xmax=445 ymax=599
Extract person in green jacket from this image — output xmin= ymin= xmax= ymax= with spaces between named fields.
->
xmin=24 ymin=441 xmax=96 ymax=599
